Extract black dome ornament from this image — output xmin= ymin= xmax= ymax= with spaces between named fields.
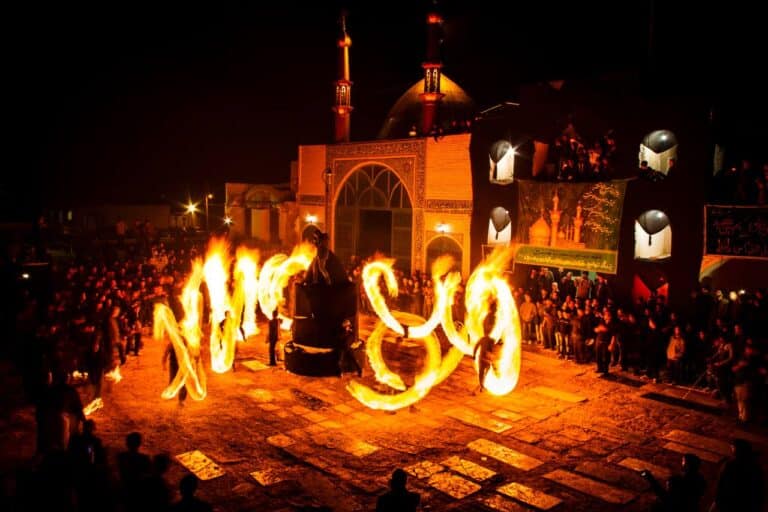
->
xmin=488 ymin=207 xmax=512 ymax=244
xmin=639 ymin=130 xmax=678 ymax=176
xmin=637 ymin=210 xmax=670 ymax=246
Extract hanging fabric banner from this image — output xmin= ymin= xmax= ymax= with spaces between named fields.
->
xmin=704 ymin=205 xmax=768 ymax=259
xmin=513 ymin=180 xmax=628 ymax=273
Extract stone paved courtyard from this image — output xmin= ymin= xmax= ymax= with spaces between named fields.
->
xmin=2 ymin=315 xmax=767 ymax=511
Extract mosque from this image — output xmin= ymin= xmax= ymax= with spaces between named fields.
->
xmin=225 ymin=6 xmax=764 ymax=309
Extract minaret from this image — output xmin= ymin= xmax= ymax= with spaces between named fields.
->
xmin=419 ymin=5 xmax=445 ymax=135
xmin=332 ymin=14 xmax=353 ymax=143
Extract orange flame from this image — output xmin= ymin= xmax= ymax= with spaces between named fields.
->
xmin=260 ymin=243 xmax=316 ymax=330
xmin=349 ymin=247 xmax=521 ymax=409
xmin=234 ymin=247 xmax=260 ymax=339
xmin=153 ymin=260 xmax=207 ymax=400
xmin=83 ymin=397 xmax=104 ymax=416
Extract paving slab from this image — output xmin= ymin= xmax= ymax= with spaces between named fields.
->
xmin=530 ymin=386 xmax=588 ymax=403
xmin=246 ymin=388 xmax=275 ymax=402
xmin=574 ymin=461 xmax=648 ymax=492
xmin=241 ymin=360 xmax=270 ymax=372
xmin=479 ymin=494 xmax=532 ymax=511
xmin=404 ymin=460 xmax=446 ymax=479
xmin=250 ymin=465 xmax=304 ymax=486
xmin=493 ymin=409 xmax=525 ymax=422
xmin=662 ymin=442 xmax=723 ymax=463
xmin=440 ymin=455 xmax=497 ymax=481
xmin=313 ymin=431 xmax=379 ymax=457
xmin=175 ymin=450 xmax=226 ymax=480
xmin=618 ymin=457 xmax=672 ymax=481
xmin=267 ymin=434 xmax=295 ymax=448
xmin=445 ymin=408 xmax=513 ymax=433
xmin=662 ymin=429 xmax=732 ymax=456
xmin=468 ymin=438 xmax=544 ymax=471
xmin=497 ymin=481 xmax=564 ymax=510
xmin=427 ymin=471 xmax=482 ymax=499
xmin=544 ymin=469 xmax=636 ymax=505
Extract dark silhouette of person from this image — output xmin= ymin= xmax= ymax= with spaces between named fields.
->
xmin=68 ymin=419 xmax=111 ymax=512
xmin=642 ymin=453 xmax=706 ymax=512
xmin=376 ymin=468 xmax=420 ymax=512
xmin=473 ymin=336 xmax=498 ymax=394
xmin=163 ymin=337 xmax=187 ymax=403
xmin=38 ymin=366 xmax=85 ymax=453
xmin=138 ymin=453 xmax=173 ymax=511
xmin=268 ymin=309 xmax=280 ymax=366
xmin=117 ymin=432 xmax=152 ymax=508
xmin=338 ymin=319 xmax=362 ymax=377
xmin=170 ymin=474 xmax=213 ymax=512
xmin=713 ymin=438 xmax=765 ymax=512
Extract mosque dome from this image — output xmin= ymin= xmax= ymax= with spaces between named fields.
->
xmin=378 ymin=74 xmax=475 ymax=139
xmin=529 ymin=214 xmax=551 ymax=246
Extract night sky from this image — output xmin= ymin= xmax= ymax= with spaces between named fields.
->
xmin=5 ymin=1 xmax=765 ymax=220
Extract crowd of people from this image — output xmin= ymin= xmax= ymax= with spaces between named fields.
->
xmin=538 ymin=129 xmax=617 ymax=182
xmin=4 ymin=228 xmax=767 ymax=511
xmin=710 ymin=159 xmax=768 ymax=205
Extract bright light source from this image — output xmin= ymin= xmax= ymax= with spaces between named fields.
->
xmin=306 ymin=214 xmax=318 ymax=224
xmin=207 ymin=193 xmax=214 ymax=199
xmin=739 ymin=289 xmax=746 ymax=295
xmin=436 ymin=222 xmax=449 ymax=233
xmin=186 ymin=202 xmax=198 ymax=214
xmin=21 ymin=273 xmax=30 ymax=280
xmin=223 ymin=216 xmax=233 ymax=226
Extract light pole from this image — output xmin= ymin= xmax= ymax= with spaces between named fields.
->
xmin=205 ymin=193 xmax=213 ymax=232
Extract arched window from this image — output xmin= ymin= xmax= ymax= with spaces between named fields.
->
xmin=335 ymin=165 xmax=412 ymax=270
xmin=489 ymin=140 xmax=516 ymax=185
xmin=426 ymin=236 xmax=462 ymax=272
xmin=487 ymin=206 xmax=512 ymax=244
xmin=634 ymin=210 xmax=671 ymax=260
xmin=639 ymin=130 xmax=678 ymax=178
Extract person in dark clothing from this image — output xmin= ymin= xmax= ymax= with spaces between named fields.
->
xmin=338 ymin=319 xmax=362 ymax=376
xmin=39 ymin=367 xmax=86 ymax=453
xmin=642 ymin=453 xmax=706 ymax=512
xmin=68 ymin=419 xmax=106 ymax=467
xmin=85 ymin=324 xmax=104 ymax=400
xmin=376 ymin=468 xmax=420 ymax=512
xmin=473 ymin=336 xmax=498 ymax=394
xmin=162 ymin=337 xmax=187 ymax=403
xmin=594 ymin=311 xmax=615 ymax=374
xmin=117 ymin=431 xmax=152 ymax=508
xmin=268 ymin=309 xmax=280 ymax=366
xmin=712 ymin=438 xmax=765 ymax=512
xmin=68 ymin=419 xmax=111 ymax=512
xmin=171 ymin=474 xmax=213 ymax=512
xmin=138 ymin=453 xmax=173 ymax=512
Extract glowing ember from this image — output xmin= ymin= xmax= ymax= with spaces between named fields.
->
xmin=105 ymin=367 xmax=122 ymax=383
xmin=349 ymin=247 xmax=521 ymax=409
xmin=83 ymin=397 xmax=104 ymax=416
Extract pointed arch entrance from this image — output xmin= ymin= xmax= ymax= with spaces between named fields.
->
xmin=334 ymin=165 xmax=413 ymax=270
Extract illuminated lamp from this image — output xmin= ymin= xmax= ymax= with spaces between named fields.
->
xmin=306 ymin=214 xmax=318 ymax=224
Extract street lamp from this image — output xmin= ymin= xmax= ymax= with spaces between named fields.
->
xmin=205 ymin=193 xmax=213 ymax=232
xmin=186 ymin=202 xmax=199 ymax=230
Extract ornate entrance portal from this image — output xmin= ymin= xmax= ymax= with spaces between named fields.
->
xmin=334 ymin=165 xmax=413 ymax=271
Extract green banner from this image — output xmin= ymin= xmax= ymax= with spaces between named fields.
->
xmin=515 ymin=180 xmax=628 ymax=273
